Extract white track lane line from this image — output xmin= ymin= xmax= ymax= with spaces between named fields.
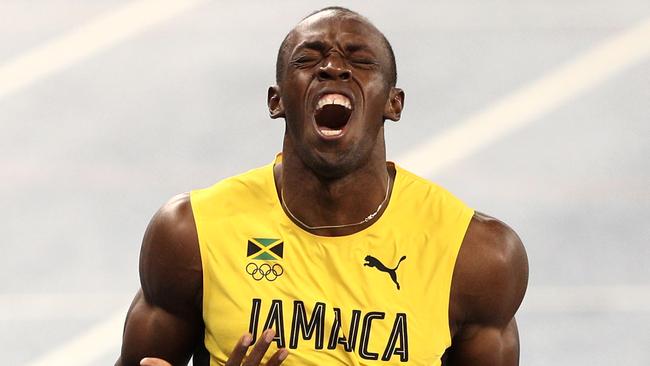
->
xmin=22 ymin=13 xmax=650 ymax=366
xmin=0 ymin=0 xmax=208 ymax=100
xmin=397 ymin=17 xmax=650 ymax=177
xmin=0 ymin=293 xmax=132 ymax=321
xmin=25 ymin=308 xmax=130 ymax=366
xmin=522 ymin=286 xmax=650 ymax=313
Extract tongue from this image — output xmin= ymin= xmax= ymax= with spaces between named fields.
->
xmin=315 ymin=104 xmax=351 ymax=130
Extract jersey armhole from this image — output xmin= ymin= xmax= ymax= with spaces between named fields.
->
xmin=189 ymin=189 xmax=210 ymax=337
xmin=444 ymin=206 xmax=475 ymax=347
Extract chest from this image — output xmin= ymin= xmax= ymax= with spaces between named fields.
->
xmin=201 ymin=229 xmax=452 ymax=365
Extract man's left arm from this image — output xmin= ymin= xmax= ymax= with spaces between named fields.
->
xmin=445 ymin=212 xmax=529 ymax=366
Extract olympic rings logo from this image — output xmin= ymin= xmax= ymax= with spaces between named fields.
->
xmin=246 ymin=262 xmax=284 ymax=281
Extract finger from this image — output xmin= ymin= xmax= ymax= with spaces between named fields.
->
xmin=242 ymin=328 xmax=275 ymax=366
xmin=140 ymin=358 xmax=172 ymax=366
xmin=225 ymin=333 xmax=254 ymax=366
xmin=265 ymin=348 xmax=289 ymax=366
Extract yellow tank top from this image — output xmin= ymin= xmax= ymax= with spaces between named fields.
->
xmin=190 ymin=157 xmax=474 ymax=365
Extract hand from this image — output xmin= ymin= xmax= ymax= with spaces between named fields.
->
xmin=140 ymin=358 xmax=171 ymax=366
xmin=227 ymin=329 xmax=289 ymax=366
xmin=139 ymin=329 xmax=288 ymax=366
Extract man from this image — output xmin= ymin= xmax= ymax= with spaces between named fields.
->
xmin=117 ymin=7 xmax=528 ymax=366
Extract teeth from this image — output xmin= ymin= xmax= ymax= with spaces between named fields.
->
xmin=316 ymin=93 xmax=352 ymax=110
xmin=320 ymin=128 xmax=343 ymax=137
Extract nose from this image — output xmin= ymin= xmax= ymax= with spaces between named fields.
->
xmin=317 ymin=55 xmax=351 ymax=81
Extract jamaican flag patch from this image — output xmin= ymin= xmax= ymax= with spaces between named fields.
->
xmin=247 ymin=238 xmax=283 ymax=260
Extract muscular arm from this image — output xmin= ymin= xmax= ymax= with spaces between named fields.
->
xmin=445 ymin=212 xmax=529 ymax=366
xmin=116 ymin=193 xmax=204 ymax=366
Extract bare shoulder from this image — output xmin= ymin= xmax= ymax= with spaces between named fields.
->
xmin=140 ymin=193 xmax=202 ymax=315
xmin=450 ymin=212 xmax=529 ymax=331
xmin=117 ymin=194 xmax=203 ymax=365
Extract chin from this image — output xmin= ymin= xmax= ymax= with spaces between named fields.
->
xmin=302 ymin=148 xmax=369 ymax=179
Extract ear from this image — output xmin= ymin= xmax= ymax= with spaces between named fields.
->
xmin=267 ymin=85 xmax=285 ymax=119
xmin=383 ymin=87 xmax=405 ymax=122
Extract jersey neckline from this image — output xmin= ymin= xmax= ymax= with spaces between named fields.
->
xmin=266 ymin=153 xmax=401 ymax=241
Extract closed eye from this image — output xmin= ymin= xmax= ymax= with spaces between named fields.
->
xmin=290 ymin=55 xmax=320 ymax=68
xmin=350 ymin=58 xmax=378 ymax=68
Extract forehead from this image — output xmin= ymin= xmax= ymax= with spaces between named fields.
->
xmin=291 ymin=11 xmax=385 ymax=49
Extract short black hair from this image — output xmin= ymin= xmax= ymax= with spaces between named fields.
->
xmin=275 ymin=7 xmax=397 ymax=87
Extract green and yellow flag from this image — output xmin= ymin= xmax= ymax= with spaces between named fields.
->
xmin=247 ymin=238 xmax=283 ymax=260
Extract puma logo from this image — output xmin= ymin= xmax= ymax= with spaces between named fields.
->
xmin=364 ymin=255 xmax=407 ymax=290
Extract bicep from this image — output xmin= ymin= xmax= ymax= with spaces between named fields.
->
xmin=117 ymin=289 xmax=202 ymax=366
xmin=117 ymin=194 xmax=203 ymax=366
xmin=447 ymin=213 xmax=528 ymax=366
xmin=444 ymin=318 xmax=519 ymax=366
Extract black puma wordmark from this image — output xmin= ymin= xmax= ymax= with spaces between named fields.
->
xmin=364 ymin=255 xmax=407 ymax=290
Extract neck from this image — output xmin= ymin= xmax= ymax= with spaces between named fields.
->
xmin=276 ymin=148 xmax=394 ymax=236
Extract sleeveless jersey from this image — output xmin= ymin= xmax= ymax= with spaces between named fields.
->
xmin=190 ymin=157 xmax=474 ymax=365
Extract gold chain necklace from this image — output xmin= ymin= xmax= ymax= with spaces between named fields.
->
xmin=280 ymin=175 xmax=391 ymax=230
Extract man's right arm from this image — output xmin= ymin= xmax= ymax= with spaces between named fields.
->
xmin=116 ymin=193 xmax=204 ymax=366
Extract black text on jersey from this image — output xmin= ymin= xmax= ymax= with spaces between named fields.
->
xmin=248 ymin=298 xmax=409 ymax=362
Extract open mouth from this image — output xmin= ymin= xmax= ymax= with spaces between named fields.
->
xmin=314 ymin=93 xmax=352 ymax=137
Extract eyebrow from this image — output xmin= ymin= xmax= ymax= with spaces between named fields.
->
xmin=343 ymin=43 xmax=373 ymax=54
xmin=294 ymin=40 xmax=374 ymax=55
xmin=295 ymin=40 xmax=329 ymax=53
